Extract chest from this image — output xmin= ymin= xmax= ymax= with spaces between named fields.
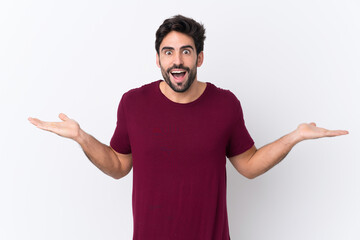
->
xmin=126 ymin=102 xmax=233 ymax=170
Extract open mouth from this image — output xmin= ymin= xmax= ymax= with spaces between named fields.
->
xmin=170 ymin=69 xmax=187 ymax=82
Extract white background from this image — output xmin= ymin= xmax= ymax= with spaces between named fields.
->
xmin=1 ymin=0 xmax=359 ymax=239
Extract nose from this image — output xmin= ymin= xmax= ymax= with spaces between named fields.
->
xmin=173 ymin=51 xmax=184 ymax=65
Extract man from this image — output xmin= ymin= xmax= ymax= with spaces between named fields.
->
xmin=28 ymin=15 xmax=348 ymax=240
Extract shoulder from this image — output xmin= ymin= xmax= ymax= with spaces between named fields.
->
xmin=206 ymin=82 xmax=245 ymax=124
xmin=207 ymin=82 xmax=240 ymax=106
xmin=122 ymin=80 xmax=160 ymax=103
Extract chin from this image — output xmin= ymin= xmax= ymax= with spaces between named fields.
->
xmin=171 ymin=79 xmax=192 ymax=93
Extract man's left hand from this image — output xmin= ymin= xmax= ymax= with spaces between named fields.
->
xmin=296 ymin=122 xmax=349 ymax=141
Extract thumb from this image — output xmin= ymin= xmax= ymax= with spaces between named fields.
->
xmin=59 ymin=113 xmax=70 ymax=121
xmin=309 ymin=122 xmax=316 ymax=127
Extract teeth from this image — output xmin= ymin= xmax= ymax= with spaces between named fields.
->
xmin=171 ymin=70 xmax=185 ymax=73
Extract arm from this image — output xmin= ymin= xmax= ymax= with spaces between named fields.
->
xmin=28 ymin=113 xmax=132 ymax=179
xmin=229 ymin=122 xmax=349 ymax=179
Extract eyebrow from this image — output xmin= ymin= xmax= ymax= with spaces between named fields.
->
xmin=161 ymin=45 xmax=194 ymax=52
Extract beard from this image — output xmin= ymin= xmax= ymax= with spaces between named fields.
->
xmin=159 ymin=60 xmax=198 ymax=93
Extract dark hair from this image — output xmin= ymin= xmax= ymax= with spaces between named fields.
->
xmin=155 ymin=15 xmax=206 ymax=55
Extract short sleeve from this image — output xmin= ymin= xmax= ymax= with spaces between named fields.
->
xmin=110 ymin=94 xmax=132 ymax=154
xmin=226 ymin=98 xmax=254 ymax=158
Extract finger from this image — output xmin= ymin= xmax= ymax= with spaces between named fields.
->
xmin=309 ymin=122 xmax=316 ymax=126
xmin=28 ymin=117 xmax=43 ymax=127
xmin=28 ymin=117 xmax=58 ymax=132
xmin=325 ymin=129 xmax=349 ymax=137
xmin=59 ymin=113 xmax=69 ymax=121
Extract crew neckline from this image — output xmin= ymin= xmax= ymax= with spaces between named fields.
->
xmin=156 ymin=80 xmax=210 ymax=106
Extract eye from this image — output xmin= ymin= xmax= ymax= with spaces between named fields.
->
xmin=165 ymin=50 xmax=172 ymax=55
xmin=183 ymin=49 xmax=190 ymax=54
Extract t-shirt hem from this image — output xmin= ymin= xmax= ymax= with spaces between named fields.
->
xmin=226 ymin=141 xmax=255 ymax=158
xmin=109 ymin=141 xmax=132 ymax=155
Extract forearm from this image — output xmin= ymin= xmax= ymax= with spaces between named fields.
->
xmin=75 ymin=129 xmax=122 ymax=179
xmin=247 ymin=129 xmax=303 ymax=179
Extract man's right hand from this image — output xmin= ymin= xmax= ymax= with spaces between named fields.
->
xmin=28 ymin=112 xmax=132 ymax=179
xmin=28 ymin=113 xmax=81 ymax=141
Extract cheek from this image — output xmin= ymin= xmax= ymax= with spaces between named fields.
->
xmin=159 ymin=63 xmax=168 ymax=73
xmin=158 ymin=57 xmax=167 ymax=66
xmin=160 ymin=60 xmax=173 ymax=71
xmin=188 ymin=56 xmax=198 ymax=66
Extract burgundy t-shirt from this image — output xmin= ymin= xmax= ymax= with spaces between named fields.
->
xmin=110 ymin=80 xmax=254 ymax=240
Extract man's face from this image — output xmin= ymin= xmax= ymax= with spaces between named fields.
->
xmin=156 ymin=31 xmax=203 ymax=93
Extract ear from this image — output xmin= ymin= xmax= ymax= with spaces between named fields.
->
xmin=196 ymin=51 xmax=204 ymax=67
xmin=156 ymin=52 xmax=160 ymax=68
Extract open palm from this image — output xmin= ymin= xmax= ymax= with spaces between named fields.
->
xmin=297 ymin=122 xmax=348 ymax=140
xmin=28 ymin=113 xmax=80 ymax=140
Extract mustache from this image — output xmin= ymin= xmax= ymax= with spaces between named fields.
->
xmin=167 ymin=64 xmax=190 ymax=73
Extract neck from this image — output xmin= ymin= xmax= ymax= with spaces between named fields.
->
xmin=160 ymin=79 xmax=206 ymax=104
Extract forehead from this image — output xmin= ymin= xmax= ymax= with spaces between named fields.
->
xmin=160 ymin=31 xmax=195 ymax=49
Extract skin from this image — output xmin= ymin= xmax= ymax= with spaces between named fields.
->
xmin=156 ymin=31 xmax=206 ymax=104
xmin=229 ymin=122 xmax=348 ymax=179
xmin=28 ymin=31 xmax=349 ymax=179
xmin=28 ymin=113 xmax=133 ymax=179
